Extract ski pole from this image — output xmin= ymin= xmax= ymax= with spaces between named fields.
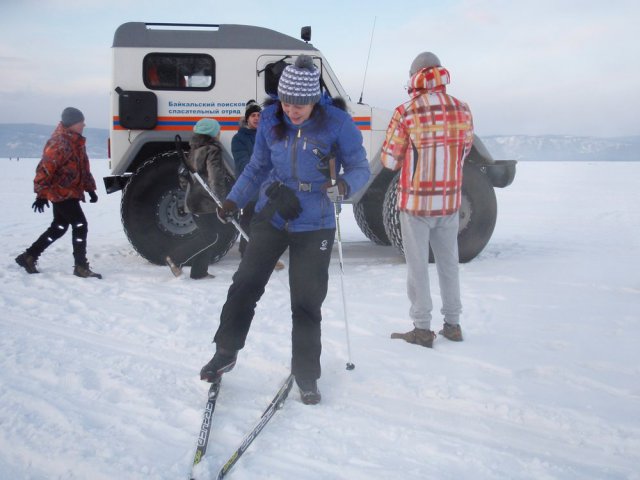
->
xmin=191 ymin=172 xmax=249 ymax=241
xmin=174 ymin=135 xmax=249 ymax=241
xmin=329 ymin=157 xmax=355 ymax=371
xmin=177 ymin=234 xmax=220 ymax=267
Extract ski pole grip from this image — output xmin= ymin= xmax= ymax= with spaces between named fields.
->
xmin=328 ymin=156 xmax=337 ymax=186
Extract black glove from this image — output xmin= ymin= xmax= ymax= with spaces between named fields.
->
xmin=265 ymin=182 xmax=302 ymax=221
xmin=88 ymin=190 xmax=98 ymax=203
xmin=32 ymin=197 xmax=49 ymax=213
xmin=216 ymin=199 xmax=238 ymax=224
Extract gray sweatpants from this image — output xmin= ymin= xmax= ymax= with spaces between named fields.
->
xmin=399 ymin=211 xmax=462 ymax=331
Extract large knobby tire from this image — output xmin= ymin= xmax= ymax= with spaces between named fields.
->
xmin=382 ymin=163 xmax=497 ymax=263
xmin=120 ymin=151 xmax=238 ymax=265
xmin=352 ymin=170 xmax=395 ymax=245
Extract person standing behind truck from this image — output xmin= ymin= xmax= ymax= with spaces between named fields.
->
xmin=165 ymin=118 xmax=226 ymax=279
xmin=232 ymin=100 xmax=285 ymax=270
xmin=199 ymin=55 xmax=370 ymax=405
xmin=15 ymin=107 xmax=102 ymax=279
xmin=381 ymin=52 xmax=474 ymax=348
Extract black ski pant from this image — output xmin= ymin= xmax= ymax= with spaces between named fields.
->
xmin=214 ymin=220 xmax=335 ymax=383
xmin=26 ymin=198 xmax=89 ymax=266
xmin=167 ymin=212 xmax=219 ymax=278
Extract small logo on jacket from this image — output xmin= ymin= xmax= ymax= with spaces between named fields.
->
xmin=320 ymin=239 xmax=328 ymax=251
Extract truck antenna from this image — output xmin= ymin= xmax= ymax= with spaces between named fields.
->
xmin=358 ymin=16 xmax=377 ymax=105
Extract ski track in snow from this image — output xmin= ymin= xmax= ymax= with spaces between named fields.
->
xmin=1 ymin=159 xmax=639 ymax=479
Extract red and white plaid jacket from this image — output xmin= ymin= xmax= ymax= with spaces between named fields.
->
xmin=381 ymin=66 xmax=474 ymax=216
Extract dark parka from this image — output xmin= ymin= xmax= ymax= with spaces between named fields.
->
xmin=231 ymin=125 xmax=257 ymax=177
xmin=182 ymin=134 xmax=226 ymax=214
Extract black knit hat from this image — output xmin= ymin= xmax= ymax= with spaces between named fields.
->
xmin=61 ymin=107 xmax=84 ymax=127
xmin=244 ymin=100 xmax=262 ymax=121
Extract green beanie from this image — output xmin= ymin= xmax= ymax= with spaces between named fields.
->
xmin=193 ymin=118 xmax=220 ymax=137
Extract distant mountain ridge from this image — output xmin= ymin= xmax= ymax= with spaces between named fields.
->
xmin=481 ymin=135 xmax=640 ymax=161
xmin=1 ymin=123 xmax=638 ymax=161
xmin=0 ymin=123 xmax=108 ymax=159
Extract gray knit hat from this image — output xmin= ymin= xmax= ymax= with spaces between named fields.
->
xmin=61 ymin=107 xmax=85 ymax=127
xmin=409 ymin=52 xmax=441 ymax=76
xmin=277 ymin=55 xmax=321 ymax=105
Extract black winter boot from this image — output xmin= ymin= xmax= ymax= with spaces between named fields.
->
xmin=73 ymin=263 xmax=102 ymax=279
xmin=296 ymin=377 xmax=321 ymax=405
xmin=15 ymin=253 xmax=39 ymax=274
xmin=200 ymin=349 xmax=237 ymax=382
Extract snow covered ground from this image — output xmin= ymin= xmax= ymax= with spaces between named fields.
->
xmin=1 ymin=158 xmax=639 ymax=480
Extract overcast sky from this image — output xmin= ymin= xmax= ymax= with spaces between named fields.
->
xmin=1 ymin=0 xmax=638 ymax=137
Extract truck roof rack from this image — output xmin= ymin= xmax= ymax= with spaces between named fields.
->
xmin=113 ymin=22 xmax=317 ymax=51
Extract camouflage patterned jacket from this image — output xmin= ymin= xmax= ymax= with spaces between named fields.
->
xmin=34 ymin=123 xmax=97 ymax=202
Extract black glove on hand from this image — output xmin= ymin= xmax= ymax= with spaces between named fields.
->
xmin=32 ymin=197 xmax=49 ymax=213
xmin=322 ymin=179 xmax=347 ymax=203
xmin=216 ymin=199 xmax=238 ymax=224
xmin=265 ymin=182 xmax=302 ymax=221
xmin=88 ymin=190 xmax=98 ymax=203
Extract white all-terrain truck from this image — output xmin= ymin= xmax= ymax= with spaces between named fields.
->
xmin=105 ymin=22 xmax=516 ymax=265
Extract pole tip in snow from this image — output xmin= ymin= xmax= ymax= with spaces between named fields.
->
xmin=346 ymin=363 xmax=355 ymax=371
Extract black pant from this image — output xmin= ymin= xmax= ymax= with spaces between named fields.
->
xmin=26 ymin=199 xmax=88 ymax=266
xmin=168 ymin=212 xmax=219 ymax=278
xmin=214 ymin=220 xmax=335 ymax=383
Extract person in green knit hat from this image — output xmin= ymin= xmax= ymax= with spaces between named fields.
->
xmin=165 ymin=118 xmax=226 ymax=279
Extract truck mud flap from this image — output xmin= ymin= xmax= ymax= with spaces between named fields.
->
xmin=103 ymin=174 xmax=132 ymax=194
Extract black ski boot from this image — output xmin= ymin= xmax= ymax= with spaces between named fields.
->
xmin=73 ymin=263 xmax=102 ymax=279
xmin=296 ymin=378 xmax=321 ymax=405
xmin=200 ymin=349 xmax=237 ymax=382
xmin=15 ymin=253 xmax=39 ymax=274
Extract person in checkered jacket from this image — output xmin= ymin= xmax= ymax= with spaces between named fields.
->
xmin=381 ymin=52 xmax=474 ymax=348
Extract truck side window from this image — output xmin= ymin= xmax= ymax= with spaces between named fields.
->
xmin=144 ymin=53 xmax=215 ymax=91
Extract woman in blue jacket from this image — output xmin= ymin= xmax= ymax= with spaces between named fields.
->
xmin=200 ymin=55 xmax=370 ymax=404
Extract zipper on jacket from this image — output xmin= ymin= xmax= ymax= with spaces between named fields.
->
xmin=291 ymin=128 xmax=301 ymax=180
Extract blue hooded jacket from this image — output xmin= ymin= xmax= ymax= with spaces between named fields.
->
xmin=227 ymin=102 xmax=370 ymax=232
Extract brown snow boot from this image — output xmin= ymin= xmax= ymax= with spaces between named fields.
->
xmin=73 ymin=263 xmax=102 ymax=279
xmin=15 ymin=253 xmax=39 ymax=274
xmin=390 ymin=327 xmax=436 ymax=348
xmin=439 ymin=323 xmax=463 ymax=342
